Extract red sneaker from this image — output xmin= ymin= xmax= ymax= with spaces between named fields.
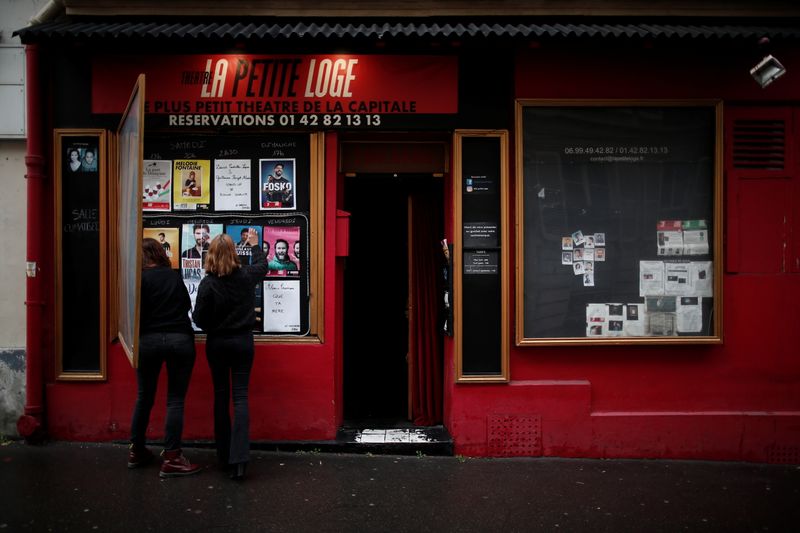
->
xmin=159 ymin=449 xmax=202 ymax=478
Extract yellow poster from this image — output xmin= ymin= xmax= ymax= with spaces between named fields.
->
xmin=173 ymin=159 xmax=211 ymax=209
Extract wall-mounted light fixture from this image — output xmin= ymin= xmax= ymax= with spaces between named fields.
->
xmin=750 ymin=54 xmax=786 ymax=88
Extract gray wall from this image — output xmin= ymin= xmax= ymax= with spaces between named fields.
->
xmin=0 ymin=0 xmax=50 ymax=437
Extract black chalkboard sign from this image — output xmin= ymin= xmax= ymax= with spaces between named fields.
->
xmin=142 ymin=133 xmax=313 ymax=336
xmin=517 ymin=102 xmax=721 ymax=344
xmin=56 ymin=131 xmax=107 ymax=378
xmin=455 ymin=132 xmax=509 ymax=380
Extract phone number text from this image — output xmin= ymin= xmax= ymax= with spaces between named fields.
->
xmin=169 ymin=114 xmax=383 ymax=128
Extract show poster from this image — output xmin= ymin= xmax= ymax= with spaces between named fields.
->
xmin=262 ymin=224 xmax=301 ymax=276
xmin=143 ymin=227 xmax=180 ymax=269
xmin=180 ymin=222 xmax=223 ymax=275
xmin=173 ymin=159 xmax=211 ymax=210
xmin=263 ymin=280 xmax=301 ymax=333
xmin=214 ymin=159 xmax=251 ymax=211
xmin=259 ymin=158 xmax=296 ymax=210
xmin=142 ymin=160 xmax=172 ymax=211
xmin=226 ymin=225 xmax=262 ymax=265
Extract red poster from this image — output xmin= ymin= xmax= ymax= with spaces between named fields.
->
xmin=92 ymin=54 xmax=457 ymax=115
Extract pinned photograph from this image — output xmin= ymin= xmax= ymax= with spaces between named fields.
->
xmin=583 ymin=272 xmax=594 ymax=286
xmin=571 ymin=230 xmax=585 ymax=246
xmin=561 ymin=252 xmax=573 ymax=265
xmin=595 ymin=248 xmax=606 ymax=261
xmin=573 ymin=248 xmax=584 ymax=261
xmin=573 ymin=261 xmax=585 ymax=275
xmin=594 ymin=233 xmax=606 ymax=246
xmin=585 ymin=235 xmax=595 ymax=248
xmin=561 ymin=236 xmax=574 ymax=250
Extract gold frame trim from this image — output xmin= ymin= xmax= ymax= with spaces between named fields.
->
xmin=514 ymin=99 xmax=724 ymax=346
xmin=453 ymin=129 xmax=510 ymax=383
xmin=54 ymin=129 xmax=109 ymax=381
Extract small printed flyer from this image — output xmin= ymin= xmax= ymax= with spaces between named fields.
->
xmin=142 ymin=160 xmax=173 ymax=212
xmin=173 ymin=160 xmax=211 ymax=210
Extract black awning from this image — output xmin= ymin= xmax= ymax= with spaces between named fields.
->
xmin=14 ymin=18 xmax=800 ymax=43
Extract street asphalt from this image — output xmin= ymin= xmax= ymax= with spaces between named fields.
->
xmin=1 ymin=440 xmax=798 ymax=532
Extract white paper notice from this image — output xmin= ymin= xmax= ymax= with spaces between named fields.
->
xmin=214 ymin=159 xmax=251 ymax=211
xmin=639 ymin=261 xmax=665 ymax=296
xmin=677 ymin=296 xmax=703 ymax=333
xmin=691 ymin=261 xmax=713 ymax=297
xmin=263 ymin=280 xmax=301 ymax=332
xmin=664 ymin=262 xmax=692 ymax=296
xmin=624 ymin=303 xmax=645 ymax=336
xmin=586 ymin=303 xmax=607 ymax=336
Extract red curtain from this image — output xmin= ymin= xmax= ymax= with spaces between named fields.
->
xmin=410 ymin=192 xmax=443 ymax=425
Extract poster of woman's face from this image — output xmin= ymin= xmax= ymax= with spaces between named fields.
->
xmin=66 ymin=144 xmax=98 ymax=173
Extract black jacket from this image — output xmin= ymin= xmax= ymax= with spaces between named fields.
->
xmin=192 ymin=245 xmax=269 ymax=335
xmin=140 ymin=266 xmax=193 ymax=335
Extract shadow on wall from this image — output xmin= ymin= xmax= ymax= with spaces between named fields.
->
xmin=0 ymin=350 xmax=25 ymax=438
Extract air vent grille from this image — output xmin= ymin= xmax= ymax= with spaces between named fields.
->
xmin=732 ymin=119 xmax=786 ymax=171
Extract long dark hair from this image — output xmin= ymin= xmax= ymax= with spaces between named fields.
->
xmin=142 ymin=237 xmax=171 ymax=269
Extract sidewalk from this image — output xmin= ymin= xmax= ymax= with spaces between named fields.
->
xmin=1 ymin=440 xmax=798 ymax=532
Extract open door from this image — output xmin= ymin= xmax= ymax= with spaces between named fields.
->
xmin=116 ymin=74 xmax=145 ymax=367
xmin=342 ymin=173 xmax=443 ymax=425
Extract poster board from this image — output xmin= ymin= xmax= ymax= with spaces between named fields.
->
xmin=515 ymin=100 xmax=723 ymax=345
xmin=454 ymin=130 xmax=509 ymax=382
xmin=116 ymin=75 xmax=145 ymax=366
xmin=54 ymin=129 xmax=108 ymax=380
xmin=141 ymin=132 xmax=317 ymax=338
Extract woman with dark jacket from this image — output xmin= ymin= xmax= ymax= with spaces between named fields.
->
xmin=192 ymin=228 xmax=268 ymax=480
xmin=129 ymin=238 xmax=201 ymax=478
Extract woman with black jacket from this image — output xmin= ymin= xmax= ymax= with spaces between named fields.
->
xmin=192 ymin=228 xmax=268 ymax=480
xmin=129 ymin=238 xmax=201 ymax=478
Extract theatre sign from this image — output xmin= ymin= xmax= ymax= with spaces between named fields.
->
xmin=91 ymin=54 xmax=459 ymax=128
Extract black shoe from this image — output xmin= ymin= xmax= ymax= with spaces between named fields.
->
xmin=229 ymin=463 xmax=247 ymax=480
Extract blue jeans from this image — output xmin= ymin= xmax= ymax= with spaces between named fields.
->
xmin=130 ymin=332 xmax=196 ymax=451
xmin=206 ymin=332 xmax=254 ymax=465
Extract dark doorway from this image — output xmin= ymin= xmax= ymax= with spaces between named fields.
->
xmin=342 ymin=173 xmax=443 ymax=424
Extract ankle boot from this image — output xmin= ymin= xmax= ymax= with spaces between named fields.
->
xmin=229 ymin=462 xmax=247 ymax=480
xmin=159 ymin=449 xmax=202 ymax=478
xmin=127 ymin=444 xmax=154 ymax=469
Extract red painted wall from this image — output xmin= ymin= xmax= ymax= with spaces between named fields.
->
xmin=447 ymin=44 xmax=800 ymax=462
xmin=39 ymin=41 xmax=800 ymax=463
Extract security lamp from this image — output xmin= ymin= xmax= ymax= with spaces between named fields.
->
xmin=750 ymin=54 xmax=786 ymax=88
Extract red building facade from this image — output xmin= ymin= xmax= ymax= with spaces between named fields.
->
xmin=15 ymin=6 xmax=800 ymax=463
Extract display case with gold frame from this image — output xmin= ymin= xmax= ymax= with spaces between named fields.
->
xmin=515 ymin=100 xmax=723 ymax=346
xmin=54 ymin=129 xmax=109 ymax=380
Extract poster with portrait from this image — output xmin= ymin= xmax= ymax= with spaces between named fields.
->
xmin=262 ymin=225 xmax=301 ymax=276
xmin=259 ymin=158 xmax=296 ymax=210
xmin=180 ymin=222 xmax=223 ymax=278
xmin=142 ymin=160 xmax=172 ymax=211
xmin=143 ymin=227 xmax=180 ymax=269
xmin=173 ymin=159 xmax=211 ymax=210
xmin=226 ymin=225 xmax=262 ymax=265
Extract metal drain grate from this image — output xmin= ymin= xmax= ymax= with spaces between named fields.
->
xmin=487 ymin=414 xmax=542 ymax=457
xmin=765 ymin=444 xmax=800 ymax=465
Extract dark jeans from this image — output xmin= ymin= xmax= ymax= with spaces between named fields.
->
xmin=206 ymin=332 xmax=254 ymax=465
xmin=130 ymin=332 xmax=195 ymax=451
